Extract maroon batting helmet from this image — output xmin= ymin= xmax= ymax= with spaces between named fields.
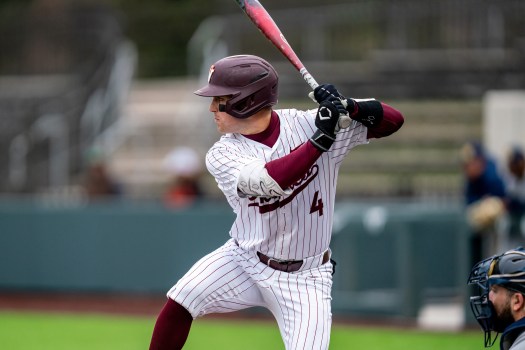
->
xmin=194 ymin=55 xmax=278 ymax=119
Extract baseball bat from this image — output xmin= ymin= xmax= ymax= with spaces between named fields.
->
xmin=234 ymin=0 xmax=351 ymax=129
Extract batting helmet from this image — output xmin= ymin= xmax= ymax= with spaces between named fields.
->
xmin=194 ymin=55 xmax=278 ymax=119
xmin=468 ymin=247 xmax=525 ymax=347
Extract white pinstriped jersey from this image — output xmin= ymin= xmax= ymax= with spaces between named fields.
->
xmin=205 ymin=108 xmax=368 ymax=261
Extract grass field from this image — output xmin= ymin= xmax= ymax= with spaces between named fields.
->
xmin=0 ymin=311 xmax=483 ymax=350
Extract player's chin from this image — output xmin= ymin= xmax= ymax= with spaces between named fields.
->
xmin=216 ymin=124 xmax=226 ymax=134
xmin=215 ymin=121 xmax=230 ymax=133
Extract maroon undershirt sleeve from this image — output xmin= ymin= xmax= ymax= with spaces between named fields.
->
xmin=367 ymin=102 xmax=404 ymax=139
xmin=265 ymin=141 xmax=322 ymax=190
xmin=245 ymin=111 xmax=322 ymax=191
xmin=264 ymin=102 xmax=404 ymax=190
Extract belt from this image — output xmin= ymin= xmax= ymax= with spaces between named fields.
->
xmin=257 ymin=250 xmax=330 ymax=273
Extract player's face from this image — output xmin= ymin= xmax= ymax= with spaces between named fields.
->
xmin=463 ymin=157 xmax=485 ymax=179
xmin=509 ymin=158 xmax=525 ymax=178
xmin=488 ymin=285 xmax=516 ymax=332
xmin=209 ymin=96 xmax=247 ymax=134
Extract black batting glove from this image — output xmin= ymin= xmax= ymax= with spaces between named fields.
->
xmin=315 ymin=97 xmax=347 ymax=135
xmin=309 ymin=97 xmax=347 ymax=152
xmin=312 ymin=84 xmax=342 ymax=103
xmin=310 ymin=84 xmax=357 ymax=116
xmin=308 ymin=83 xmax=384 ymax=130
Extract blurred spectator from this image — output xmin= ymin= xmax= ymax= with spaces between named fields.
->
xmin=503 ymin=146 xmax=525 ymax=247
xmin=83 ymin=148 xmax=122 ymax=200
xmin=460 ymin=141 xmax=506 ymax=265
xmin=162 ymin=147 xmax=204 ymax=208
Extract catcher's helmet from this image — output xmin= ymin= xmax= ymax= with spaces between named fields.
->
xmin=468 ymin=247 xmax=525 ymax=347
xmin=194 ymin=55 xmax=278 ymax=119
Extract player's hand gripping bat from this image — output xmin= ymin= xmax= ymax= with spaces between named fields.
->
xmin=235 ymin=0 xmax=352 ymax=130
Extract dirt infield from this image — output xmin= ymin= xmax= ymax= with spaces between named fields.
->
xmin=0 ymin=291 xmax=167 ymax=317
xmin=0 ymin=291 xmax=422 ymax=330
xmin=0 ymin=291 xmax=278 ymax=322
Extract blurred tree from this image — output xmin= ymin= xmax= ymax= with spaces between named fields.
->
xmin=106 ymin=0 xmax=222 ymax=77
xmin=1 ymin=0 xmax=388 ymax=77
xmin=102 ymin=0 xmax=364 ymax=77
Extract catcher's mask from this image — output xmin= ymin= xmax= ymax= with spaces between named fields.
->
xmin=468 ymin=247 xmax=525 ymax=347
xmin=194 ymin=55 xmax=278 ymax=119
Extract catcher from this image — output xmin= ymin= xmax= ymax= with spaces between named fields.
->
xmin=468 ymin=247 xmax=525 ymax=349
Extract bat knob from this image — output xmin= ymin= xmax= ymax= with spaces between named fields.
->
xmin=308 ymin=91 xmax=317 ymax=103
xmin=338 ymin=114 xmax=352 ymax=129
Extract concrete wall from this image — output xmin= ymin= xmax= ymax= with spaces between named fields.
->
xmin=483 ymin=90 xmax=525 ymax=162
xmin=0 ymin=200 xmax=234 ymax=293
xmin=0 ymin=199 xmax=470 ymax=320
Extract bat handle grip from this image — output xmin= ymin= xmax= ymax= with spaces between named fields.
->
xmin=301 ymin=69 xmax=352 ymax=130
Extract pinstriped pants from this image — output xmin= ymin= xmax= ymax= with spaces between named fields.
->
xmin=167 ymin=239 xmax=333 ymax=350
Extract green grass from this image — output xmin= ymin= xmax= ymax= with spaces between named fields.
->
xmin=0 ymin=311 xmax=483 ymax=350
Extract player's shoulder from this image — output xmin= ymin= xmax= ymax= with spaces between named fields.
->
xmin=206 ymin=134 xmax=242 ymax=157
xmin=275 ymin=108 xmax=316 ymax=129
xmin=275 ymin=108 xmax=316 ymax=122
xmin=275 ymin=108 xmax=309 ymax=119
xmin=216 ymin=133 xmax=237 ymax=144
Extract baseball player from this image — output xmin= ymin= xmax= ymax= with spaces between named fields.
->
xmin=149 ymin=54 xmax=404 ymax=350
xmin=468 ymin=247 xmax=525 ymax=349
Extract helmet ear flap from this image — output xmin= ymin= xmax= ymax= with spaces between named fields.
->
xmin=232 ymin=97 xmax=250 ymax=115
xmin=229 ymin=95 xmax=257 ymax=118
xmin=227 ymin=82 xmax=277 ymax=119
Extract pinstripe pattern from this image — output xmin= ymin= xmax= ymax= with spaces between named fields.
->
xmin=168 ymin=239 xmax=333 ymax=349
xmin=205 ymin=108 xmax=367 ymax=260
xmin=167 ymin=108 xmax=367 ymax=349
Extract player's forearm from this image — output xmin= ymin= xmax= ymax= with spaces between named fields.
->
xmin=310 ymin=84 xmax=404 ymax=139
xmin=365 ymin=102 xmax=404 ymax=139
xmin=263 ymin=102 xmax=404 ymax=189
xmin=265 ymin=141 xmax=322 ymax=190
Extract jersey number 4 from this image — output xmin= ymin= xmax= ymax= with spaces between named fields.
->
xmin=309 ymin=191 xmax=324 ymax=216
